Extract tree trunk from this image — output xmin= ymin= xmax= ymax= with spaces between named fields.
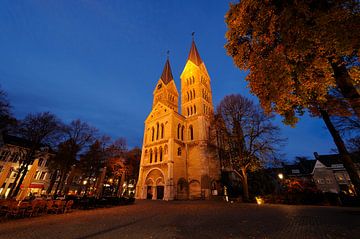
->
xmin=10 ymin=150 xmax=35 ymax=198
xmin=331 ymin=61 xmax=360 ymax=119
xmin=241 ymin=168 xmax=249 ymax=202
xmin=8 ymin=164 xmax=25 ymax=198
xmin=10 ymin=164 xmax=29 ymax=198
xmin=57 ymin=172 xmax=67 ymax=194
xmin=46 ymin=170 xmax=58 ymax=195
xmin=54 ymin=172 xmax=62 ymax=195
xmin=320 ymin=109 xmax=360 ymax=196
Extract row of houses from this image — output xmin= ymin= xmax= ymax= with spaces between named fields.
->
xmin=280 ymin=152 xmax=360 ymax=195
xmin=0 ymin=134 xmax=54 ymax=198
xmin=0 ymin=133 xmax=137 ymax=200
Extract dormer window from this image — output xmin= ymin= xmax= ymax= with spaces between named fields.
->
xmin=158 ymin=83 xmax=162 ymax=89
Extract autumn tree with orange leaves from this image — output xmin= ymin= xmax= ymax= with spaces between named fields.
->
xmin=225 ymin=0 xmax=360 ymax=196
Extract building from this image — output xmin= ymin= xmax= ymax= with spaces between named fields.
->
xmin=136 ymin=40 xmax=221 ymax=200
xmin=281 ymin=152 xmax=359 ymax=195
xmin=0 ymin=134 xmax=53 ymax=199
xmin=313 ymin=152 xmax=355 ymax=195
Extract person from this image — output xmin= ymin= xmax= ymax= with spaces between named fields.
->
xmin=29 ymin=192 xmax=36 ymax=201
xmin=223 ymin=186 xmax=229 ymax=202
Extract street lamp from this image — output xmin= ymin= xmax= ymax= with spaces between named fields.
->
xmin=278 ymin=173 xmax=284 ymax=180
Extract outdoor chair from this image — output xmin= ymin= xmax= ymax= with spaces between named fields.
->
xmin=6 ymin=201 xmax=30 ymax=218
xmin=53 ymin=200 xmax=66 ymax=214
xmin=26 ymin=199 xmax=44 ymax=217
xmin=63 ymin=200 xmax=74 ymax=213
xmin=38 ymin=200 xmax=48 ymax=214
xmin=46 ymin=200 xmax=55 ymax=214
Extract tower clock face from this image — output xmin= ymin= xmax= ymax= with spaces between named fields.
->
xmin=158 ymin=83 xmax=162 ymax=89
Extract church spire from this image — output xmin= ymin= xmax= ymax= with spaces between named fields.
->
xmin=160 ymin=58 xmax=174 ymax=85
xmin=187 ymin=39 xmax=203 ymax=66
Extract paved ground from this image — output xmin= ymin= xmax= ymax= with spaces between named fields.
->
xmin=0 ymin=200 xmax=359 ymax=239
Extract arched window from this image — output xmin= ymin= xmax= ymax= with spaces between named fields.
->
xmin=156 ymin=123 xmax=159 ymax=140
xmin=190 ymin=91 xmax=192 ymax=100
xmin=187 ymin=107 xmax=189 ymax=116
xmin=191 ymin=106 xmax=193 ymax=115
xmin=177 ymin=124 xmax=181 ymax=139
xmin=159 ymin=147 xmax=163 ymax=162
xmin=181 ymin=126 xmax=184 ymax=141
xmin=177 ymin=147 xmax=182 ymax=156
xmin=187 ymin=92 xmax=189 ymax=101
xmin=194 ymin=105 xmax=196 ymax=114
xmin=155 ymin=148 xmax=158 ymax=163
xmin=189 ymin=125 xmax=194 ymax=140
xmin=150 ymin=149 xmax=153 ymax=163
xmin=151 ymin=127 xmax=155 ymax=142
xmin=161 ymin=124 xmax=164 ymax=139
xmin=164 ymin=144 xmax=168 ymax=154
xmin=193 ymin=89 xmax=195 ymax=98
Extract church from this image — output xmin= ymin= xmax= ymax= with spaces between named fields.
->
xmin=135 ymin=39 xmax=221 ymax=200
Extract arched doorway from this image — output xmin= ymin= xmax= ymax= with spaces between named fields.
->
xmin=177 ymin=178 xmax=189 ymax=200
xmin=145 ymin=168 xmax=165 ymax=200
xmin=189 ymin=180 xmax=201 ymax=199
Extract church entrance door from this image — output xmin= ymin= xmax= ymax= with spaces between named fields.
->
xmin=147 ymin=186 xmax=153 ymax=199
xmin=156 ymin=186 xmax=164 ymax=200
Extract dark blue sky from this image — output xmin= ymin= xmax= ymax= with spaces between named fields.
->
xmin=0 ymin=1 xmax=335 ymax=161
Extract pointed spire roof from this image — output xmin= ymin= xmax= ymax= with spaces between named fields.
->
xmin=160 ymin=58 xmax=174 ymax=85
xmin=187 ymin=40 xmax=203 ymax=66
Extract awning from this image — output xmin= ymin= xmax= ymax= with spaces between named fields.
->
xmin=20 ymin=183 xmax=44 ymax=189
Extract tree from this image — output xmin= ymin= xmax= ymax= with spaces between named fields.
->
xmin=125 ymin=147 xmax=141 ymax=180
xmin=225 ymin=0 xmax=360 ymax=122
xmin=105 ymin=137 xmax=128 ymax=196
xmin=9 ymin=112 xmax=61 ymax=198
xmin=79 ymin=140 xmax=106 ymax=194
xmin=333 ymin=114 xmax=360 ymax=152
xmin=47 ymin=119 xmax=97 ymax=195
xmin=225 ymin=0 xmax=360 ymax=196
xmin=211 ymin=94 xmax=284 ymax=201
xmin=0 ymin=86 xmax=16 ymax=131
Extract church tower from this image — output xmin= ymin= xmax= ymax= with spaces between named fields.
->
xmin=180 ymin=40 xmax=213 ymax=118
xmin=179 ymin=39 xmax=219 ymax=199
xmin=153 ymin=58 xmax=179 ymax=112
xmin=136 ymin=39 xmax=220 ymax=201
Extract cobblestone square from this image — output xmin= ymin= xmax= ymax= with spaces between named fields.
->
xmin=0 ymin=200 xmax=359 ymax=239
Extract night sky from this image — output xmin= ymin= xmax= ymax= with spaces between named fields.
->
xmin=0 ymin=1 xmax=336 ymax=161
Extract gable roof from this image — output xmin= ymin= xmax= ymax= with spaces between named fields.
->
xmin=283 ymin=159 xmax=316 ymax=176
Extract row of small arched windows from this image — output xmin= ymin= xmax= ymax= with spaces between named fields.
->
xmin=202 ymin=89 xmax=210 ymax=102
xmin=187 ymin=89 xmax=196 ymax=101
xmin=187 ymin=105 xmax=197 ymax=116
xmin=177 ymin=124 xmax=194 ymax=141
xmin=177 ymin=124 xmax=185 ymax=140
xmin=168 ymin=94 xmax=175 ymax=102
xmin=145 ymin=145 xmax=168 ymax=164
xmin=203 ymin=104 xmax=211 ymax=114
xmin=151 ymin=122 xmax=165 ymax=142
xmin=186 ymin=76 xmax=195 ymax=86
xmin=200 ymin=76 xmax=207 ymax=84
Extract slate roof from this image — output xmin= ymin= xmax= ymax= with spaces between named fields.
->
xmin=187 ymin=40 xmax=203 ymax=66
xmin=160 ymin=59 xmax=174 ymax=85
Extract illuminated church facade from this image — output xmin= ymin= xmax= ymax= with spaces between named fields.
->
xmin=135 ymin=40 xmax=221 ymax=200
